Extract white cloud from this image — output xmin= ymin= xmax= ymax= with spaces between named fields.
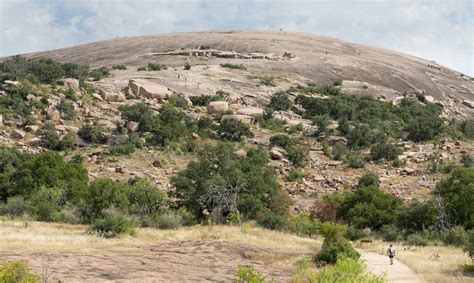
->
xmin=0 ymin=0 xmax=472 ymax=75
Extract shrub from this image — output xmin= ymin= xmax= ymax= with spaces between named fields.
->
xmin=269 ymin=134 xmax=294 ymax=149
xmin=322 ymin=141 xmax=331 ymax=157
xmin=338 ymin=185 xmax=403 ymax=230
xmin=220 ymin=63 xmax=246 ymax=70
xmin=289 ymin=213 xmax=321 ymax=237
xmin=436 ymin=168 xmax=474 ymax=229
xmin=357 ymin=172 xmax=380 ymax=188
xmin=286 ymin=147 xmax=306 ymax=167
xmin=128 ymin=177 xmax=166 ymax=215
xmin=88 ymin=214 xmax=135 ymax=238
xmin=89 ymin=66 xmax=110 ymax=81
xmin=56 ymin=99 xmax=76 ymax=120
xmin=218 ymin=119 xmax=254 ymax=141
xmin=258 ymin=117 xmax=286 ymax=132
xmin=0 ymin=258 xmax=39 ymax=282
xmin=256 ymin=211 xmax=288 ymax=230
xmin=147 ymin=63 xmax=167 ymax=71
xmin=154 ymin=210 xmax=183 ymax=229
xmin=461 ymin=154 xmax=474 ymax=167
xmin=258 ymin=76 xmax=276 ymax=87
xmin=286 ymin=168 xmax=306 ymax=182
xmin=28 ymin=187 xmax=63 ymax=222
xmin=345 ymin=226 xmax=367 ymax=241
xmin=112 ymin=64 xmax=126 ymax=70
xmin=332 ymin=142 xmax=347 ymax=161
xmin=316 ymin=223 xmax=360 ymax=264
xmin=269 ymin=91 xmax=292 ymax=111
xmin=235 ymin=265 xmax=268 ymax=283
xmin=3 ymin=196 xmax=29 ymax=217
xmin=370 ymin=143 xmax=402 ymax=161
xmin=184 ymin=62 xmax=191 ymax=70
xmin=109 ymin=140 xmax=136 ymax=155
xmin=465 ymin=230 xmax=474 ymax=260
xmin=396 ymin=200 xmax=437 ymax=234
xmin=460 ymin=120 xmax=474 ymax=139
xmin=313 ymin=115 xmax=331 ymax=136
xmin=405 ymin=233 xmax=429 ymax=246
xmin=38 ymin=122 xmax=75 ymax=151
xmin=380 ymin=224 xmax=401 ymax=242
xmin=346 ymin=151 xmax=365 ymax=168
xmin=441 ymin=226 xmax=469 ymax=247
xmin=78 ymin=123 xmax=107 ymax=144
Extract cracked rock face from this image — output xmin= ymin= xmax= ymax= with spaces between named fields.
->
xmin=15 ymin=30 xmax=473 ymax=119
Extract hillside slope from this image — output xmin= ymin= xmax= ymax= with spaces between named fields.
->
xmin=18 ymin=30 xmax=474 ymax=119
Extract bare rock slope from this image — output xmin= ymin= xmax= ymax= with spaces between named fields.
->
xmin=22 ymin=30 xmax=474 ymax=118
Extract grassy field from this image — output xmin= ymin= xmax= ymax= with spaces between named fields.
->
xmin=358 ymin=240 xmax=474 ymax=283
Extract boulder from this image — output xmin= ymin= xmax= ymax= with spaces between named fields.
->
xmin=236 ymin=106 xmax=264 ymax=117
xmin=400 ymin=167 xmax=416 ymax=176
xmin=46 ymin=106 xmax=61 ymax=122
xmin=128 ymin=79 xmax=171 ymax=99
xmin=25 ymin=125 xmax=39 ymax=133
xmin=11 ymin=129 xmax=26 ymax=139
xmin=233 ymin=149 xmax=247 ymax=159
xmin=64 ymin=125 xmax=79 ymax=133
xmin=424 ymin=95 xmax=436 ymax=104
xmin=99 ymin=89 xmax=126 ymax=102
xmin=97 ymin=119 xmax=116 ymax=131
xmin=221 ymin=114 xmax=253 ymax=124
xmin=269 ymin=148 xmax=284 ymax=160
xmin=462 ymin=99 xmax=474 ymax=109
xmin=207 ymin=101 xmax=229 ymax=114
xmin=152 ymin=160 xmax=162 ymax=168
xmin=58 ymin=78 xmax=80 ymax=90
xmin=2 ymin=80 xmax=21 ymax=91
xmin=126 ymin=121 xmax=140 ymax=132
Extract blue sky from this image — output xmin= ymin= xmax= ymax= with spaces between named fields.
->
xmin=1 ymin=0 xmax=473 ymax=75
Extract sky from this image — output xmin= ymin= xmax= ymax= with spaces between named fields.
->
xmin=1 ymin=0 xmax=473 ymax=75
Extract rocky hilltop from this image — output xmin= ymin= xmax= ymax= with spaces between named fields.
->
xmin=20 ymin=30 xmax=474 ymax=119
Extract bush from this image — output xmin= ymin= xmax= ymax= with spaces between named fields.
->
xmin=154 ymin=210 xmax=183 ymax=229
xmin=396 ymin=200 xmax=437 ymax=234
xmin=269 ymin=134 xmax=294 ymax=149
xmin=313 ymin=115 xmax=331 ymax=136
xmin=286 ymin=168 xmax=306 ymax=182
xmin=460 ymin=120 xmax=474 ymax=139
xmin=89 ymin=66 xmax=110 ymax=81
xmin=316 ymin=223 xmax=360 ymax=264
xmin=346 ymin=151 xmax=365 ymax=168
xmin=295 ymin=256 xmax=384 ymax=283
xmin=345 ymin=226 xmax=367 ymax=241
xmin=88 ymin=214 xmax=135 ymax=238
xmin=405 ymin=233 xmax=429 ymax=246
xmin=218 ymin=119 xmax=254 ymax=141
xmin=235 ymin=265 xmax=268 ymax=283
xmin=436 ymin=168 xmax=474 ymax=229
xmin=112 ymin=64 xmax=126 ymax=70
xmin=461 ymin=154 xmax=474 ymax=167
xmin=287 ymin=147 xmax=306 ymax=168
xmin=357 ymin=172 xmax=380 ymax=188
xmin=441 ymin=226 xmax=469 ymax=247
xmin=269 ymin=91 xmax=292 ymax=111
xmin=38 ymin=122 xmax=75 ymax=151
xmin=256 ymin=211 xmax=288 ymax=230
xmin=3 ymin=196 xmax=29 ymax=217
xmin=0 ymin=258 xmax=39 ymax=282
xmin=147 ymin=63 xmax=167 ymax=71
xmin=78 ymin=123 xmax=107 ymax=144
xmin=289 ymin=213 xmax=321 ymax=237
xmin=465 ymin=230 xmax=474 ymax=260
xmin=337 ymin=185 xmax=403 ymax=230
xmin=28 ymin=187 xmax=63 ymax=221
xmin=370 ymin=142 xmax=402 ymax=161
xmin=220 ymin=63 xmax=246 ymax=70
xmin=380 ymin=224 xmax=401 ymax=242
xmin=128 ymin=177 xmax=166 ymax=216
xmin=56 ymin=99 xmax=76 ymax=120
xmin=184 ymin=62 xmax=191 ymax=70
xmin=332 ymin=142 xmax=347 ymax=161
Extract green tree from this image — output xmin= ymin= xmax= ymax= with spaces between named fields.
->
xmin=436 ymin=168 xmax=474 ymax=229
xmin=396 ymin=200 xmax=437 ymax=234
xmin=270 ymin=91 xmax=292 ymax=111
xmin=218 ymin=119 xmax=254 ymax=141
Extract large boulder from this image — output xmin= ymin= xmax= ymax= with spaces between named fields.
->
xmin=208 ymin=101 xmax=229 ymax=114
xmin=221 ymin=114 xmax=253 ymax=124
xmin=99 ymin=89 xmax=126 ymax=102
xmin=2 ymin=80 xmax=21 ymax=91
xmin=11 ymin=129 xmax=26 ymax=139
xmin=128 ymin=79 xmax=171 ymax=99
xmin=46 ymin=106 xmax=61 ymax=122
xmin=236 ymin=106 xmax=264 ymax=117
xmin=58 ymin=78 xmax=80 ymax=90
xmin=269 ymin=148 xmax=285 ymax=160
xmin=463 ymin=100 xmax=474 ymax=109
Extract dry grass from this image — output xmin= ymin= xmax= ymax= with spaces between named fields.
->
xmin=358 ymin=240 xmax=474 ymax=283
xmin=0 ymin=218 xmax=321 ymax=255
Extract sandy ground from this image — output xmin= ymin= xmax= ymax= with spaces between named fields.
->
xmin=359 ymin=250 xmax=421 ymax=283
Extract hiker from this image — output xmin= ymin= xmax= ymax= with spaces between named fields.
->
xmin=387 ymin=244 xmax=395 ymax=265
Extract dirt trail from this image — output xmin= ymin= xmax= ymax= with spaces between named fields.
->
xmin=359 ymin=250 xmax=422 ymax=283
xmin=1 ymin=240 xmax=297 ymax=282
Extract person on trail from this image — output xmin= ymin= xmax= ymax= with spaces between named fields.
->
xmin=387 ymin=244 xmax=395 ymax=265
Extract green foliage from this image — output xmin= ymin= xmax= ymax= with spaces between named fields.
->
xmin=218 ymin=119 xmax=254 ymax=141
xmin=0 ymin=258 xmax=39 ymax=283
xmin=3 ymin=196 xmax=29 ymax=217
xmin=441 ymin=226 xmax=469 ymax=247
xmin=332 ymin=142 xmax=347 ymax=161
xmin=289 ymin=83 xmax=342 ymax=97
xmin=78 ymin=123 xmax=107 ymax=144
xmin=287 ymin=147 xmax=306 ymax=167
xmin=147 ymin=63 xmax=167 ymax=71
xmin=258 ymin=117 xmax=286 ymax=132
xmin=112 ymin=64 xmax=126 ymax=70
xmin=109 ymin=139 xmax=137 ymax=155
xmin=88 ymin=214 xmax=135 ymax=238
xmin=396 ymin=200 xmax=437 ymax=234
xmin=461 ymin=154 xmax=474 ymax=167
xmin=152 ymin=210 xmax=184 ymax=229
xmin=346 ymin=151 xmax=365 ymax=168
xmin=258 ymin=76 xmax=276 ymax=87
xmin=220 ymin=63 xmax=246 ymax=70
xmin=269 ymin=134 xmax=294 ymax=149
xmin=286 ymin=168 xmax=307 ymax=182
xmin=322 ymin=141 xmax=331 ymax=157
xmin=171 ymin=143 xmax=290 ymax=224
xmin=289 ymin=213 xmax=321 ymax=237
xmin=435 ymin=167 xmax=474 ymax=229
xmin=56 ymin=99 xmax=76 ymax=120
xmin=269 ymin=91 xmax=292 ymax=111
xmin=234 ymin=265 xmax=270 ymax=283
xmin=316 ymin=223 xmax=360 ymax=264
xmin=0 ymin=84 xmax=36 ymax=125
xmin=190 ymin=91 xmax=228 ymax=106
xmin=405 ymin=233 xmax=429 ymax=246
xmin=345 ymin=226 xmax=367 ymax=241
xmin=184 ymin=62 xmax=191 ymax=70
xmin=38 ymin=122 xmax=75 ymax=151
xmin=379 ymin=224 xmax=401 ymax=242
xmin=295 ymin=256 xmax=385 ymax=283
xmin=465 ymin=230 xmax=474 ymax=260
xmin=337 ymin=185 xmax=403 ymax=230
xmin=89 ymin=67 xmax=110 ymax=81
xmin=460 ymin=120 xmax=474 ymax=139
xmin=370 ymin=143 xmax=402 ymax=161
xmin=128 ymin=177 xmax=166 ymax=216
xmin=357 ymin=172 xmax=380 ymax=188
xmin=28 ymin=187 xmax=64 ymax=221
xmin=313 ymin=115 xmax=331 ymax=136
